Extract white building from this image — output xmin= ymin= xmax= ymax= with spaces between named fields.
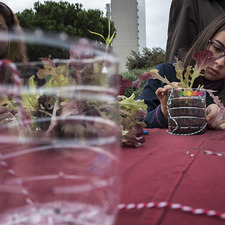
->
xmin=110 ymin=0 xmax=146 ymax=72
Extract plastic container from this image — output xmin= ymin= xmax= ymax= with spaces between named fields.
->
xmin=167 ymin=88 xmax=207 ymax=135
xmin=0 ymin=31 xmax=120 ymax=225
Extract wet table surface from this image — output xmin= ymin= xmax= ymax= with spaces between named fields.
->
xmin=115 ymin=128 xmax=225 ymax=225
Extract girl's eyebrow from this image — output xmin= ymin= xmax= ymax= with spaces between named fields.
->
xmin=215 ymin=39 xmax=225 ymax=49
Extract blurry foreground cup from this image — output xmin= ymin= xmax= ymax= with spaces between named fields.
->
xmin=0 ymin=31 xmax=120 ymax=225
xmin=167 ymin=88 xmax=207 ymax=135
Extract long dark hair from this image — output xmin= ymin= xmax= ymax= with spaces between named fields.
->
xmin=184 ymin=13 xmax=225 ymax=67
xmin=183 ymin=13 xmax=225 ymax=105
xmin=0 ymin=2 xmax=27 ymax=63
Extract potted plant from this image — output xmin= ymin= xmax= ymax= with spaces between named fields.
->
xmin=132 ymin=50 xmax=224 ymax=135
xmin=0 ymin=35 xmax=148 ymax=148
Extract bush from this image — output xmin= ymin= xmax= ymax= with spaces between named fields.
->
xmin=126 ymin=47 xmax=165 ymax=71
xmin=146 ymin=47 xmax=165 ymax=68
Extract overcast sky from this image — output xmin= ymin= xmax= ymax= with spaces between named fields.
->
xmin=4 ymin=0 xmax=172 ymax=50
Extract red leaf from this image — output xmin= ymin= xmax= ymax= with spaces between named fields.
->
xmin=132 ymin=79 xmax=142 ymax=89
xmin=119 ymin=75 xmax=132 ymax=95
xmin=139 ymin=71 xmax=158 ymax=81
xmin=192 ymin=50 xmax=215 ymax=70
xmin=132 ymin=71 xmax=158 ymax=89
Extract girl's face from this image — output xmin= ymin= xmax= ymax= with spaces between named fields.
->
xmin=205 ymin=30 xmax=225 ymax=81
xmin=0 ymin=14 xmax=8 ymax=57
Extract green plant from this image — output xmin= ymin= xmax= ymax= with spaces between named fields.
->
xmin=119 ymin=94 xmax=147 ymax=147
xmin=88 ymin=15 xmax=116 ymax=54
xmin=132 ymin=49 xmax=225 ymax=121
xmin=0 ymin=37 xmax=148 ymax=148
xmin=133 ymin=50 xmax=215 ymax=89
xmin=87 ymin=18 xmax=147 ymax=147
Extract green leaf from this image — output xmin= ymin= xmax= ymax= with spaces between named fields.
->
xmin=88 ymin=30 xmax=106 ymax=42
xmin=21 ymin=75 xmax=39 ymax=113
xmin=147 ymin=69 xmax=177 ymax=88
xmin=119 ymin=93 xmax=147 ymax=112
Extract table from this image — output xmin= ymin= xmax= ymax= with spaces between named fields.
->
xmin=115 ymin=128 xmax=225 ymax=225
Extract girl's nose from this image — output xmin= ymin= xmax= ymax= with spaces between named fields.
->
xmin=215 ymin=56 xmax=225 ymax=66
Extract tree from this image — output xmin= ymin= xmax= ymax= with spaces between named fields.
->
xmin=16 ymin=1 xmax=116 ymax=60
xmin=146 ymin=47 xmax=165 ymax=68
xmin=125 ymin=47 xmax=165 ymax=71
xmin=125 ymin=51 xmax=146 ymax=71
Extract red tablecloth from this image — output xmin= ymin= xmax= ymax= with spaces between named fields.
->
xmin=115 ymin=129 xmax=225 ymax=225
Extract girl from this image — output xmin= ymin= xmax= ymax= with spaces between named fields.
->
xmin=0 ymin=2 xmax=27 ymax=123
xmin=138 ymin=13 xmax=225 ymax=130
xmin=0 ymin=2 xmax=27 ymax=63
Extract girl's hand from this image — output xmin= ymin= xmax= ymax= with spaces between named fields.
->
xmin=155 ymin=82 xmax=179 ymax=119
xmin=206 ymin=104 xmax=225 ymax=130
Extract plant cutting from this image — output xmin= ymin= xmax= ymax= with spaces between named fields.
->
xmin=0 ymin=34 xmax=147 ymax=148
xmin=133 ymin=50 xmax=215 ymax=89
xmin=88 ymin=18 xmax=148 ymax=146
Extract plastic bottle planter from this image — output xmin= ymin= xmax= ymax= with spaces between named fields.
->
xmin=0 ymin=33 xmax=120 ymax=225
xmin=167 ymin=88 xmax=207 ymax=135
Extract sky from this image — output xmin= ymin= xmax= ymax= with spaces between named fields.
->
xmin=4 ymin=0 xmax=172 ymax=50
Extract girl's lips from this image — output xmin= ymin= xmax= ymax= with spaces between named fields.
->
xmin=207 ymin=67 xmax=219 ymax=76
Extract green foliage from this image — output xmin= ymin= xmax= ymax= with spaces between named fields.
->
xmin=126 ymin=47 xmax=165 ymax=71
xmin=146 ymin=47 xmax=165 ymax=68
xmin=16 ymin=1 xmax=116 ymax=61
xmin=122 ymin=68 xmax=152 ymax=98
xmin=145 ymin=50 xmax=215 ymax=89
xmin=119 ymin=93 xmax=147 ymax=147
xmin=125 ymin=51 xmax=145 ymax=71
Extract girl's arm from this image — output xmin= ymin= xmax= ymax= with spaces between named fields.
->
xmin=137 ymin=62 xmax=178 ymax=128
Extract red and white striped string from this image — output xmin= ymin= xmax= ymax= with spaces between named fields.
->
xmin=118 ymin=201 xmax=225 ymax=220
xmin=0 ymin=59 xmax=30 ymax=128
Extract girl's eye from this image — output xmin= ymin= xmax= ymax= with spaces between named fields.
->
xmin=213 ymin=44 xmax=223 ymax=53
